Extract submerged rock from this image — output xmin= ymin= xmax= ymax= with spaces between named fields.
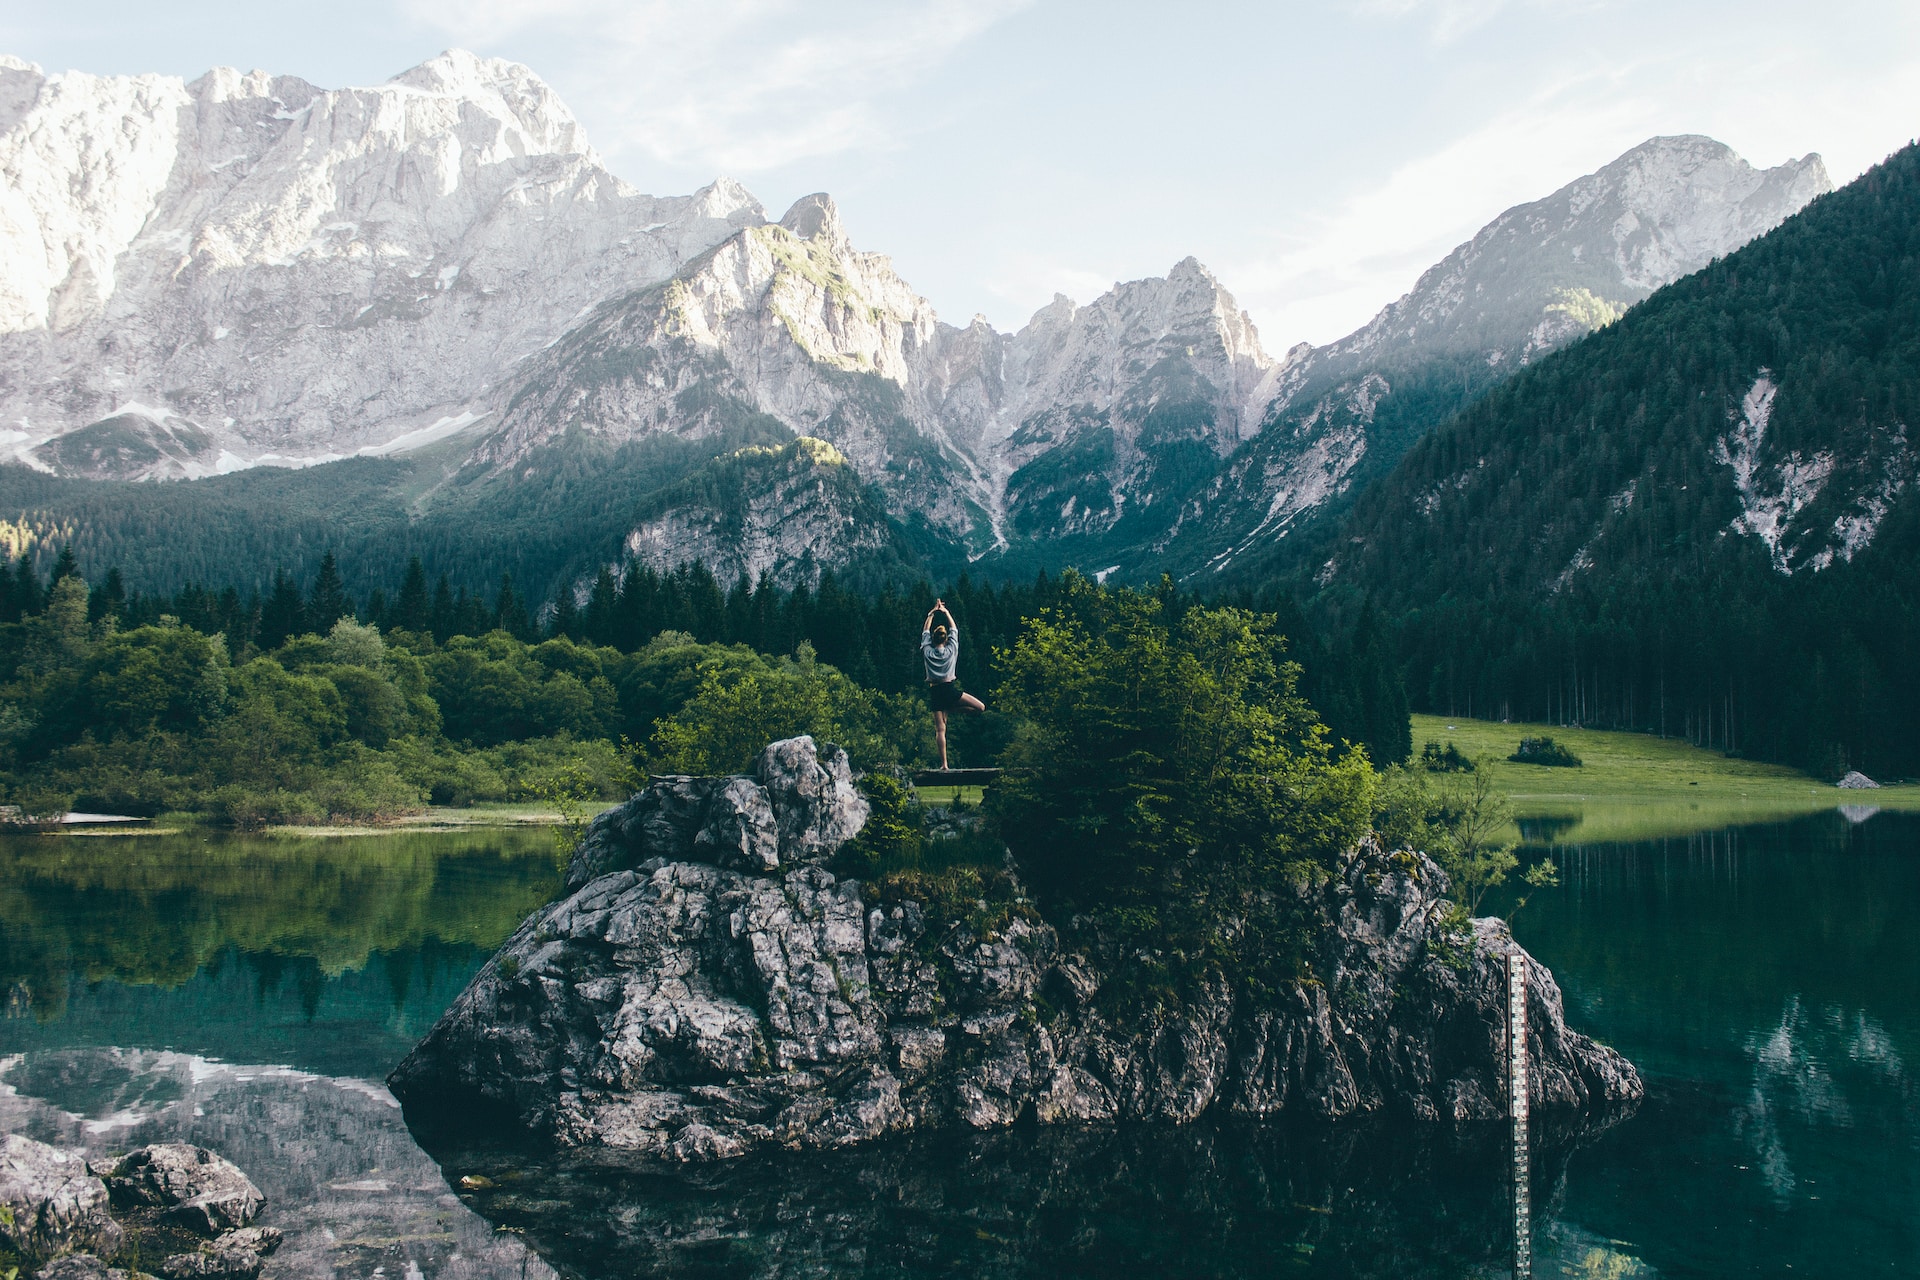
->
xmin=104 ymin=1143 xmax=264 ymax=1236
xmin=0 ymin=1134 xmax=125 ymax=1260
xmin=31 ymin=1257 xmax=128 ymax=1280
xmin=392 ymin=737 xmax=1640 ymax=1158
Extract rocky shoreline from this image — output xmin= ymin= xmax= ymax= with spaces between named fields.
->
xmin=1 ymin=1135 xmax=278 ymax=1279
xmin=390 ymin=737 xmax=1641 ymax=1159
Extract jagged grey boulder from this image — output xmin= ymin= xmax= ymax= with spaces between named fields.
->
xmin=565 ymin=736 xmax=865 ymax=890
xmin=394 ymin=746 xmax=1641 ymax=1161
xmin=0 ymin=1134 xmax=124 ymax=1260
xmin=104 ymin=1144 xmax=263 ymax=1236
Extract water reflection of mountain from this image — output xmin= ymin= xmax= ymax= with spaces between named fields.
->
xmin=0 ymin=830 xmax=556 ymax=1011
xmin=416 ymin=1110 xmax=1633 ymax=1280
xmin=0 ymin=1047 xmax=554 ymax=1280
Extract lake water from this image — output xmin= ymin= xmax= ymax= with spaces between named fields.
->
xmin=1 ymin=811 xmax=1914 ymax=1278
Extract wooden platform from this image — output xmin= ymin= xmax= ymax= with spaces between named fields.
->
xmin=911 ymin=768 xmax=1003 ymax=787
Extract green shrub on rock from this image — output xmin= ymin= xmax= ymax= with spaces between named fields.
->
xmin=987 ymin=574 xmax=1374 ymax=1005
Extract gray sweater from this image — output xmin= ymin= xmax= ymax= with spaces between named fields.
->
xmin=921 ymin=625 xmax=957 ymax=683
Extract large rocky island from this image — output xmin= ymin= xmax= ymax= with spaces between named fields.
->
xmin=389 ymin=738 xmax=1638 ymax=1158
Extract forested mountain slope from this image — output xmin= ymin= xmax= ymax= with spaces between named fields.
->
xmin=1332 ymin=139 xmax=1920 ymax=777
xmin=1154 ymin=137 xmax=1828 ymax=580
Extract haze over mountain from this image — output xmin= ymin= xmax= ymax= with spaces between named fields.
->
xmin=1152 ymin=135 xmax=1831 ymax=579
xmin=0 ymin=50 xmax=1830 ymax=593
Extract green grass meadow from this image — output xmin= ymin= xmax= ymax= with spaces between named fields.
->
xmin=1411 ymin=714 xmax=1920 ymax=844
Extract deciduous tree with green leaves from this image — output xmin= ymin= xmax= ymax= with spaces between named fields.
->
xmin=987 ymin=573 xmax=1375 ymax=1006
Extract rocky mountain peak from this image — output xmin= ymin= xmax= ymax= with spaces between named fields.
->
xmin=0 ymin=55 xmax=45 ymax=133
xmin=384 ymin=49 xmax=595 ymax=161
xmin=779 ymin=192 xmax=847 ymax=248
xmin=1272 ymin=135 xmax=1832 ymax=408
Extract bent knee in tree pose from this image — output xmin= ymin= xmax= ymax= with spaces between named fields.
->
xmin=921 ymin=598 xmax=984 ymax=770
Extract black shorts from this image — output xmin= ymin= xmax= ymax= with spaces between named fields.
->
xmin=928 ymin=680 xmax=963 ymax=712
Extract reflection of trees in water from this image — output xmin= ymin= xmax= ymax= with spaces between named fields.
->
xmin=1736 ymin=995 xmax=1912 ymax=1206
xmin=1517 ymin=813 xmax=1920 ymax=1036
xmin=418 ymin=1110 xmax=1630 ymax=1280
xmin=0 ymin=829 xmax=558 ymax=1020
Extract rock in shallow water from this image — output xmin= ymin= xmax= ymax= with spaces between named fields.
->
xmin=105 ymin=1143 xmax=264 ymax=1236
xmin=0 ymin=1133 xmax=125 ymax=1260
xmin=392 ymin=737 xmax=1640 ymax=1158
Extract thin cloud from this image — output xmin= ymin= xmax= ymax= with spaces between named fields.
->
xmin=1224 ymin=65 xmax=1657 ymax=346
xmin=1347 ymin=0 xmax=1602 ymax=44
xmin=401 ymin=0 xmax=1033 ymax=171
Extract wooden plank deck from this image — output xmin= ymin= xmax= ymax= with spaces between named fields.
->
xmin=911 ymin=768 xmax=1003 ymax=787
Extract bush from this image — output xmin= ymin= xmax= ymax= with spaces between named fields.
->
xmin=989 ymin=575 xmax=1374 ymax=1004
xmin=1509 ymin=736 xmax=1582 ymax=767
xmin=646 ymin=643 xmax=929 ymax=774
xmin=206 ymin=784 xmax=322 ymax=831
xmin=1419 ymin=740 xmax=1473 ymax=772
xmin=835 ymin=772 xmax=924 ymax=878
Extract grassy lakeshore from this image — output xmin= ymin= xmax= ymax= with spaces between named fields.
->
xmin=1412 ymin=714 xmax=1920 ymax=843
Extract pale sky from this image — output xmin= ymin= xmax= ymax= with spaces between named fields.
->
xmin=5 ymin=1 xmax=1919 ymax=350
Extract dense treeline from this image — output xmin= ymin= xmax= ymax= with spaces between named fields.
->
xmin=0 ymin=566 xmax=932 ymax=825
xmin=1 ymin=545 xmax=1414 ymax=777
xmin=1321 ymin=139 xmax=1920 ymax=779
xmin=0 ymin=542 xmax=1411 ymax=825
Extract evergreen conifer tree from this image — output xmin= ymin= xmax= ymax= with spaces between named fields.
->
xmin=309 ymin=551 xmax=351 ymax=628
xmin=494 ymin=573 xmax=531 ymax=640
xmin=395 ymin=556 xmax=430 ymax=633
xmin=454 ymin=586 xmax=491 ymax=638
xmin=550 ymin=588 xmax=580 ymax=640
xmin=430 ymin=574 xmax=456 ymax=644
xmin=91 ymin=567 xmax=127 ymax=626
xmin=0 ymin=555 xmax=28 ymax=622
xmin=585 ymin=567 xmax=618 ymax=646
xmin=50 ymin=544 xmax=78 ymax=583
xmin=257 ymin=568 xmax=306 ymax=650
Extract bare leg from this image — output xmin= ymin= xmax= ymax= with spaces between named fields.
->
xmin=933 ymin=710 xmax=949 ymax=770
xmin=958 ymin=692 xmax=985 ymax=714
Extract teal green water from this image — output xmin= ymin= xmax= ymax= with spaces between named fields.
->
xmin=1500 ymin=812 xmax=1920 ymax=1277
xmin=1 ymin=812 xmax=1914 ymax=1277
xmin=0 ymin=828 xmax=560 ymax=1076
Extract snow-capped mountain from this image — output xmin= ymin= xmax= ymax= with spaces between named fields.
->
xmin=0 ymin=50 xmax=763 ymax=476
xmin=0 ymin=50 xmax=1834 ymax=590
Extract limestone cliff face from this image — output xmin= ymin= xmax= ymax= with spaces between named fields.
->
xmin=987 ymin=259 xmax=1278 ymax=548
xmin=475 ymin=194 xmax=998 ymax=552
xmin=618 ymin=437 xmax=910 ymax=588
xmin=389 ymin=738 xmax=1640 ymax=1160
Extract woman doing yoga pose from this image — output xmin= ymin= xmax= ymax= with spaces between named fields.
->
xmin=922 ymin=599 xmax=984 ymax=769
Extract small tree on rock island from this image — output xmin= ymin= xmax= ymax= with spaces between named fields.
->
xmin=987 ymin=573 xmax=1375 ymax=1008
